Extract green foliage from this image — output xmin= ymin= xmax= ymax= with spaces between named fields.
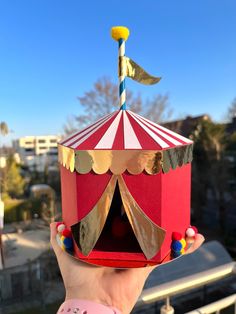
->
xmin=225 ymin=132 xmax=236 ymax=188
xmin=2 ymin=154 xmax=25 ymax=198
xmin=193 ymin=120 xmax=226 ymax=163
xmin=228 ymin=97 xmax=236 ymax=119
xmin=0 ymin=121 xmax=9 ymax=136
xmin=226 ymin=131 xmax=236 ymax=151
xmin=191 ymin=119 xmax=227 ymax=221
xmin=4 ymin=198 xmax=43 ymax=223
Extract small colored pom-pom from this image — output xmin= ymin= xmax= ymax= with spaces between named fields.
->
xmin=56 ymin=222 xmax=63 ymax=228
xmin=62 ymin=229 xmax=72 ymax=238
xmin=191 ymin=226 xmax=198 ymax=234
xmin=111 ymin=26 xmax=130 ymax=41
xmin=60 ymin=236 xmax=66 ymax=242
xmin=186 ymin=227 xmax=195 ymax=238
xmin=172 ymin=251 xmax=181 ymax=258
xmin=57 ymin=224 xmax=66 ymax=233
xmin=63 ymin=237 xmax=73 ymax=249
xmin=172 ymin=232 xmax=182 ymax=241
xmin=171 ymin=241 xmax=182 ymax=252
xmin=180 ymin=248 xmax=185 ymax=254
xmin=66 ymin=249 xmax=74 ymax=255
xmin=180 ymin=238 xmax=186 ymax=248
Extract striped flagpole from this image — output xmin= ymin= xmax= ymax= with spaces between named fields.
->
xmin=111 ymin=26 xmax=130 ymax=110
xmin=118 ymin=38 xmax=126 ymax=110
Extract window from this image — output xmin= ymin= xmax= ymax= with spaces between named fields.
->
xmin=38 ymin=139 xmax=45 ymax=143
xmin=25 ymin=148 xmax=33 ymax=152
xmin=50 ymin=139 xmax=57 ymax=143
xmin=47 ymin=151 xmax=58 ymax=156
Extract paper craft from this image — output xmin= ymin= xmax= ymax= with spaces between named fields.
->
xmin=57 ymin=26 xmax=194 ymax=267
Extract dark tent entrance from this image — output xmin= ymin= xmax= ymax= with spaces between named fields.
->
xmin=94 ymin=182 xmax=142 ymax=253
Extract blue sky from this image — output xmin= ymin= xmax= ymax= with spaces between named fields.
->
xmin=0 ymin=0 xmax=236 ymax=145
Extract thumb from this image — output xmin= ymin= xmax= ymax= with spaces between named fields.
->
xmin=50 ymin=222 xmax=64 ymax=257
xmin=186 ymin=233 xmax=205 ymax=254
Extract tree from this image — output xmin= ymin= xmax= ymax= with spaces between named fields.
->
xmin=191 ymin=119 xmax=227 ymax=226
xmin=64 ymin=77 xmax=172 ymax=134
xmin=225 ymin=132 xmax=236 ymax=194
xmin=0 ymin=122 xmax=9 ymax=136
xmin=227 ymin=98 xmax=236 ymax=120
xmin=0 ymin=121 xmax=10 ymax=200
xmin=2 ymin=155 xmax=25 ymax=198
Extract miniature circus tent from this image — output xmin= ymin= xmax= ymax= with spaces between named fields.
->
xmin=58 ymin=109 xmax=193 ymax=266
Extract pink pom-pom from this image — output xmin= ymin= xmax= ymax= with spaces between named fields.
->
xmin=185 ymin=227 xmax=195 ymax=238
xmin=56 ymin=222 xmax=63 ymax=228
xmin=191 ymin=226 xmax=198 ymax=234
xmin=57 ymin=223 xmax=66 ymax=233
xmin=62 ymin=228 xmax=72 ymax=238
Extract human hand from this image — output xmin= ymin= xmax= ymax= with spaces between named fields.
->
xmin=50 ymin=222 xmax=204 ymax=314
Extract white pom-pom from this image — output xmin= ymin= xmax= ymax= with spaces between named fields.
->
xmin=57 ymin=224 xmax=65 ymax=233
xmin=186 ymin=227 xmax=195 ymax=237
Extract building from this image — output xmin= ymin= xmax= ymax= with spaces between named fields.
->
xmin=13 ymin=135 xmax=61 ymax=172
xmin=163 ymin=114 xmax=211 ymax=137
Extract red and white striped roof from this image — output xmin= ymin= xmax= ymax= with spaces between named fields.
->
xmin=59 ymin=110 xmax=193 ymax=150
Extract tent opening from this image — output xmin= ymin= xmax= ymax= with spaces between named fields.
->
xmin=94 ymin=182 xmax=142 ymax=253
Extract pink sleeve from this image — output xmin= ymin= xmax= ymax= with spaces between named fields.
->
xmin=57 ymin=299 xmax=122 ymax=313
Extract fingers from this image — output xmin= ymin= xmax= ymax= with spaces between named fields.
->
xmin=185 ymin=233 xmax=205 ymax=254
xmin=50 ymin=222 xmax=64 ymax=257
xmin=50 ymin=222 xmax=58 ymax=248
xmin=138 ymin=233 xmax=205 ymax=277
xmin=50 ymin=222 xmax=100 ymax=269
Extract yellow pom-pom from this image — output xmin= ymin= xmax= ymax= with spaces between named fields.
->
xmin=180 ymin=238 xmax=186 ymax=249
xmin=181 ymin=248 xmax=185 ymax=254
xmin=111 ymin=26 xmax=130 ymax=41
xmin=60 ymin=236 xmax=65 ymax=242
xmin=60 ymin=236 xmax=66 ymax=251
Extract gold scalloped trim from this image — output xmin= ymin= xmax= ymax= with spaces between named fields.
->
xmin=58 ymin=144 xmax=193 ymax=175
xmin=58 ymin=145 xmax=75 ymax=172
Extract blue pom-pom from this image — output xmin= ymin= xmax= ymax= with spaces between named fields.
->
xmin=66 ymin=248 xmax=74 ymax=255
xmin=63 ymin=237 xmax=73 ymax=249
xmin=172 ymin=251 xmax=182 ymax=258
xmin=171 ymin=241 xmax=182 ymax=252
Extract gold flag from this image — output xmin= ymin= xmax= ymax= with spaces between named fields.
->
xmin=119 ymin=56 xmax=161 ymax=85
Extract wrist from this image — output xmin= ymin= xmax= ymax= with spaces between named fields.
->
xmin=65 ymin=287 xmax=99 ymax=302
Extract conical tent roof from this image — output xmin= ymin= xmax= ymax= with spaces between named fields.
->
xmin=59 ymin=110 xmax=192 ymax=150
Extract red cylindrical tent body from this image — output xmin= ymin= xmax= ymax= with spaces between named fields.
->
xmin=58 ymin=110 xmax=193 ymax=267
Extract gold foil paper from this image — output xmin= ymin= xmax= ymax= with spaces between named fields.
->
xmin=118 ymin=175 xmax=166 ymax=259
xmin=58 ymin=144 xmax=193 ymax=175
xmin=74 ymin=150 xmax=94 ymax=174
xmin=71 ymin=175 xmax=117 ymax=256
xmin=119 ymin=56 xmax=161 ymax=85
xmin=58 ymin=145 xmax=75 ymax=172
xmin=162 ymin=145 xmax=193 ymax=173
xmin=71 ymin=174 xmax=166 ymax=259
